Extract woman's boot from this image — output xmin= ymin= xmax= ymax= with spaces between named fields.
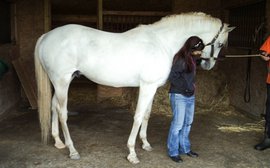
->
xmin=254 ymin=135 xmax=270 ymax=150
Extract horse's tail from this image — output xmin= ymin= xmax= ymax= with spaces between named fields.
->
xmin=34 ymin=34 xmax=52 ymax=144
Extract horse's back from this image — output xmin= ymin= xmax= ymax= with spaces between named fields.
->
xmin=36 ymin=24 xmax=171 ymax=87
xmin=36 ymin=25 xmax=107 ymax=73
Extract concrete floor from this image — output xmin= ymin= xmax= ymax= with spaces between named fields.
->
xmin=0 ymin=103 xmax=269 ymax=168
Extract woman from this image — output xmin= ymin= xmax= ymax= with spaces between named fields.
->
xmin=255 ymin=35 xmax=270 ymax=150
xmin=167 ymin=36 xmax=205 ymax=163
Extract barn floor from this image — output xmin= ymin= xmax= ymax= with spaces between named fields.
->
xmin=0 ymin=102 xmax=270 ymax=168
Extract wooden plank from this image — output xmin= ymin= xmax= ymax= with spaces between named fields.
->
xmin=12 ymin=58 xmax=37 ymax=109
xmin=52 ymin=14 xmax=97 ymax=23
xmin=103 ymin=10 xmax=170 ymax=16
xmin=10 ymin=3 xmax=18 ymax=45
xmin=44 ymin=0 xmax=51 ymax=32
xmin=97 ymin=0 xmax=103 ymax=29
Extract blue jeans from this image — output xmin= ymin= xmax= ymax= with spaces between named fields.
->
xmin=167 ymin=93 xmax=195 ymax=157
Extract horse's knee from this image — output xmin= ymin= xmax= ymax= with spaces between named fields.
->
xmin=133 ymin=114 xmax=144 ymax=125
xmin=54 ymin=98 xmax=68 ymax=123
xmin=57 ymin=97 xmax=66 ymax=108
xmin=127 ymin=141 xmax=135 ymax=148
xmin=59 ymin=115 xmax=67 ymax=123
xmin=52 ymin=129 xmax=59 ymax=138
xmin=143 ymin=114 xmax=150 ymax=120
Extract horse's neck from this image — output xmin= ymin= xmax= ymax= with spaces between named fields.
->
xmin=150 ymin=20 xmax=219 ymax=58
xmin=149 ymin=25 xmax=193 ymax=58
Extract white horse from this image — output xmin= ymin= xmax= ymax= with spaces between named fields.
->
xmin=34 ymin=12 xmax=234 ymax=164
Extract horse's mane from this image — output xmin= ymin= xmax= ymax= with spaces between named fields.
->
xmin=147 ymin=12 xmax=222 ymax=32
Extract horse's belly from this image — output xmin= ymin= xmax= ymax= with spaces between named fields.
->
xmin=82 ymin=69 xmax=140 ymax=87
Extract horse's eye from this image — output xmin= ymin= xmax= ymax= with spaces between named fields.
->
xmin=218 ymin=43 xmax=224 ymax=48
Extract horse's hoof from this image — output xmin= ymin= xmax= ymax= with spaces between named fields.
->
xmin=54 ymin=142 xmax=66 ymax=149
xmin=142 ymin=144 xmax=153 ymax=151
xmin=70 ymin=153 xmax=80 ymax=160
xmin=127 ymin=154 xmax=140 ymax=164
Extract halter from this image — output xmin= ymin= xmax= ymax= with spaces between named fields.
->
xmin=205 ymin=23 xmax=224 ymax=59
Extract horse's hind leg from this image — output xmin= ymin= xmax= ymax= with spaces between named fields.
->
xmin=127 ymin=84 xmax=157 ymax=164
xmin=53 ymin=79 xmax=80 ymax=160
xmin=139 ymin=101 xmax=153 ymax=151
xmin=51 ymin=94 xmax=66 ymax=149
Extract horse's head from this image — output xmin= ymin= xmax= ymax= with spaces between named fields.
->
xmin=200 ymin=23 xmax=235 ymax=70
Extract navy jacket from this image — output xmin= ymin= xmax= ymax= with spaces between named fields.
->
xmin=168 ymin=58 xmax=195 ymax=97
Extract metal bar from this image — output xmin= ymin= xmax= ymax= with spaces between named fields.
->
xmin=225 ymin=54 xmax=261 ymax=58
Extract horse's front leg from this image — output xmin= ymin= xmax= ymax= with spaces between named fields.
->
xmin=127 ymin=84 xmax=157 ymax=164
xmin=139 ymin=101 xmax=153 ymax=152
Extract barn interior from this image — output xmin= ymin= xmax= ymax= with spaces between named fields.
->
xmin=0 ymin=0 xmax=270 ymax=167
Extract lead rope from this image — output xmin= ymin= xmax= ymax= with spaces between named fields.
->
xmin=243 ymin=56 xmax=251 ymax=103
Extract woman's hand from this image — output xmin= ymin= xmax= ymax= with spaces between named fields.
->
xmin=260 ymin=51 xmax=270 ymax=61
xmin=192 ymin=50 xmax=202 ymax=57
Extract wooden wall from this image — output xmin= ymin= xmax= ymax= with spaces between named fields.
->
xmin=0 ymin=0 xmax=44 ymax=118
xmin=0 ymin=44 xmax=20 ymax=118
xmin=173 ymin=0 xmax=222 ymax=17
xmin=219 ymin=0 xmax=269 ymax=117
xmin=0 ymin=0 xmax=269 ymax=118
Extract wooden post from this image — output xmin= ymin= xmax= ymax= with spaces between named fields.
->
xmin=44 ymin=0 xmax=51 ymax=32
xmin=10 ymin=2 xmax=18 ymax=45
xmin=266 ymin=0 xmax=270 ymax=33
xmin=97 ymin=0 xmax=103 ymax=29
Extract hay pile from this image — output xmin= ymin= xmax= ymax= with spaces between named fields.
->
xmin=152 ymin=83 xmax=171 ymax=116
xmin=68 ymin=83 xmax=132 ymax=108
xmin=196 ymin=69 xmax=230 ymax=107
xmin=97 ymin=87 xmax=133 ymax=108
xmin=217 ymin=121 xmax=264 ymax=133
xmin=68 ymin=86 xmax=97 ymax=106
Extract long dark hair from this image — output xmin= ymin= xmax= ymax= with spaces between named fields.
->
xmin=173 ymin=36 xmax=205 ymax=72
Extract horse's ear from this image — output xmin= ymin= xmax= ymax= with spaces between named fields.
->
xmin=226 ymin=26 xmax=236 ymax=32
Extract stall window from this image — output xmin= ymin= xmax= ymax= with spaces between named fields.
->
xmin=228 ymin=1 xmax=266 ymax=49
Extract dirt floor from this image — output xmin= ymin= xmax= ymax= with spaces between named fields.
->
xmin=0 ymin=102 xmax=270 ymax=168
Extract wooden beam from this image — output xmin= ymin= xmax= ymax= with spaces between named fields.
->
xmin=52 ymin=14 xmax=97 ymax=23
xmin=103 ymin=10 xmax=170 ymax=17
xmin=44 ymin=0 xmax=51 ymax=32
xmin=10 ymin=3 xmax=18 ymax=45
xmin=97 ymin=0 xmax=103 ymax=29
